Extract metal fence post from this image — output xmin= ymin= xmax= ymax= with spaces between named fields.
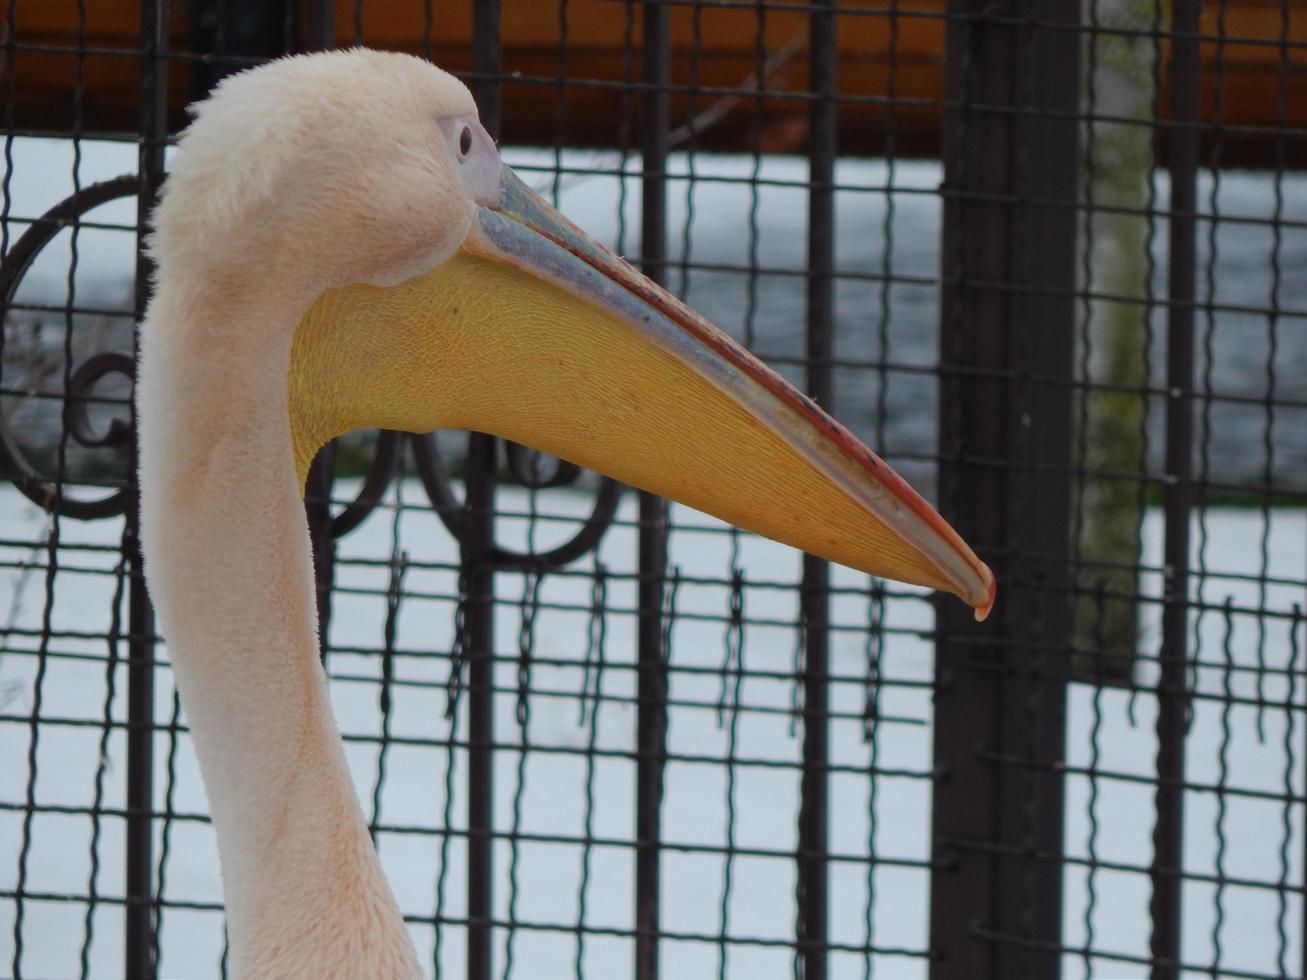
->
xmin=931 ymin=2 xmax=1080 ymax=977
xmin=1150 ymin=1 xmax=1200 ymax=976
xmin=304 ymin=0 xmax=335 ymax=51
xmin=797 ymin=3 xmax=836 ymax=978
xmin=305 ymin=443 xmax=336 ymax=656
xmin=128 ymin=1 xmax=168 ymax=976
xmin=635 ymin=5 xmax=669 ymax=978
xmin=467 ymin=5 xmax=502 ymax=978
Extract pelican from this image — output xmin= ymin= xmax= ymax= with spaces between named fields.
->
xmin=137 ymin=49 xmax=993 ymax=978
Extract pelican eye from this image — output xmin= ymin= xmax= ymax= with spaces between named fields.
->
xmin=458 ymin=125 xmax=472 ymax=158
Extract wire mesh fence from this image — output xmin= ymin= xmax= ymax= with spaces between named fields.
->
xmin=0 ymin=1 xmax=1303 ymax=978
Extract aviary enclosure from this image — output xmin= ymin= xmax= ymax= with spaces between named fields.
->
xmin=0 ymin=1 xmax=1304 ymax=978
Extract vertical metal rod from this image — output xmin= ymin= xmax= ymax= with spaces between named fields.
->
xmin=303 ymin=0 xmax=335 ymax=51
xmin=931 ymin=3 xmax=1078 ymax=978
xmin=464 ymin=435 xmax=495 ymax=980
xmin=472 ymin=0 xmax=501 ymax=148
xmin=1295 ymin=608 xmax=1307 ymax=980
xmin=635 ymin=5 xmax=669 ymax=978
xmin=931 ymin=7 xmax=1013 ymax=976
xmin=633 ymin=495 xmax=666 ymax=980
xmin=467 ymin=6 xmax=502 ymax=979
xmin=798 ymin=4 xmax=836 ymax=979
xmin=306 ymin=444 xmax=335 ymax=656
xmin=1301 ymin=608 xmax=1307 ymax=980
xmin=1150 ymin=1 xmax=1199 ymax=975
xmin=128 ymin=1 xmax=168 ymax=976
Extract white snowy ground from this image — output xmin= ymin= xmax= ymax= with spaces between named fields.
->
xmin=0 ymin=479 xmax=1302 ymax=980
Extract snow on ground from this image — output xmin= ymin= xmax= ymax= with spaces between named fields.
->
xmin=0 ymin=479 xmax=1302 ymax=979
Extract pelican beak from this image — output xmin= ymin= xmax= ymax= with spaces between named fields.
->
xmin=290 ymin=167 xmax=995 ymax=620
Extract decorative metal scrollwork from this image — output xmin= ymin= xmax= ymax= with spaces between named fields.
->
xmin=326 ymin=429 xmax=403 ymax=539
xmin=409 ymin=434 xmax=623 ymax=571
xmin=1 ymin=176 xmax=623 ymax=565
xmin=0 ymin=175 xmax=139 ymax=520
xmin=65 ymin=351 xmax=135 ymax=450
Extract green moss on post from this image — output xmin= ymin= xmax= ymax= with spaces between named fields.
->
xmin=1073 ymin=1 xmax=1156 ymax=684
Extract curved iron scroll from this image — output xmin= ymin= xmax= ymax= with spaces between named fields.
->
xmin=1 ymin=177 xmax=624 ymax=567
xmin=0 ymin=175 xmax=138 ymax=519
xmin=316 ymin=431 xmax=623 ymax=573
xmin=409 ymin=434 xmax=623 ymax=572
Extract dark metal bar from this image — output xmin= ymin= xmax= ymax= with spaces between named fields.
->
xmin=1149 ymin=1 xmax=1200 ymax=975
xmin=797 ymin=4 xmax=836 ymax=979
xmin=305 ymin=443 xmax=335 ymax=657
xmin=464 ymin=433 xmax=495 ymax=980
xmin=472 ymin=0 xmax=501 ymax=151
xmin=303 ymin=0 xmax=335 ymax=52
xmin=466 ymin=6 xmax=502 ymax=979
xmin=930 ymin=2 xmax=1079 ymax=978
xmin=635 ymin=5 xmax=669 ymax=978
xmin=127 ymin=1 xmax=168 ymax=976
xmin=1301 ymin=610 xmax=1307 ymax=980
xmin=997 ymin=11 xmax=1079 ymax=972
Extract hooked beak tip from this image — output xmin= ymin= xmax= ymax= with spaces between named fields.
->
xmin=973 ymin=572 xmax=997 ymax=622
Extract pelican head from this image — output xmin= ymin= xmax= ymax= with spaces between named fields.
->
xmin=136 ymin=49 xmax=993 ymax=976
xmin=146 ymin=48 xmax=992 ymax=616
